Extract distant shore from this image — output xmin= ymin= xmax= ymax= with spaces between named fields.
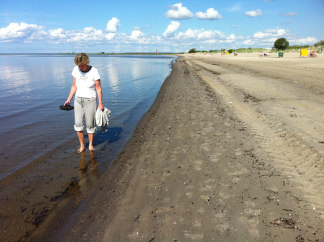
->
xmin=1 ymin=48 xmax=322 ymax=57
xmin=186 ymin=50 xmax=324 ymax=58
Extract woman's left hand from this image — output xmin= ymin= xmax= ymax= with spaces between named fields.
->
xmin=98 ymin=103 xmax=104 ymax=111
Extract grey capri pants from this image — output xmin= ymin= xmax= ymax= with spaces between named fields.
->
xmin=74 ymin=96 xmax=97 ymax=134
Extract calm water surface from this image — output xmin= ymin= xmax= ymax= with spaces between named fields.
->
xmin=0 ymin=54 xmax=176 ymax=179
xmin=0 ymin=54 xmax=176 ymax=240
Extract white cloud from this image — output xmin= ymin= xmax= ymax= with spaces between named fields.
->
xmin=276 ymin=29 xmax=286 ymax=35
xmin=198 ymin=30 xmax=215 ymax=39
xmin=131 ymin=29 xmax=144 ymax=40
xmin=243 ymin=39 xmax=256 ymax=45
xmin=176 ymin=28 xmax=225 ymax=40
xmin=216 ymin=34 xmax=236 ymax=44
xmin=48 ymin=28 xmax=66 ymax=41
xmin=227 ymin=34 xmax=236 ymax=40
xmin=65 ymin=27 xmax=104 ymax=42
xmin=203 ymin=39 xmax=217 ymax=44
xmin=106 ymin=17 xmax=120 ymax=33
xmin=163 ymin=21 xmax=181 ymax=37
xmin=106 ymin=33 xmax=116 ymax=40
xmin=236 ymin=35 xmax=245 ymax=40
xmin=0 ymin=20 xmax=319 ymax=53
xmin=198 ymin=30 xmax=223 ymax=40
xmin=84 ymin=27 xmax=102 ymax=35
xmin=0 ymin=22 xmax=42 ymax=42
xmin=176 ymin=28 xmax=198 ymax=39
xmin=48 ymin=28 xmax=64 ymax=38
xmin=245 ymin=9 xmax=263 ymax=17
xmin=166 ymin=3 xmax=193 ymax=19
xmin=291 ymin=37 xmax=317 ymax=45
xmin=253 ymin=28 xmax=286 ymax=38
xmin=196 ymin=8 xmax=222 ymax=20
xmin=253 ymin=32 xmax=269 ymax=38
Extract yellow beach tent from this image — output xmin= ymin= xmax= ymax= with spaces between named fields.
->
xmin=300 ymin=49 xmax=308 ymax=57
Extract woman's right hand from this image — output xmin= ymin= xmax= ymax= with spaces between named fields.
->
xmin=64 ymin=100 xmax=71 ymax=106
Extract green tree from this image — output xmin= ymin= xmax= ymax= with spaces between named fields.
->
xmin=188 ymin=48 xmax=197 ymax=53
xmin=274 ymin=38 xmax=289 ymax=50
xmin=314 ymin=40 xmax=324 ymax=47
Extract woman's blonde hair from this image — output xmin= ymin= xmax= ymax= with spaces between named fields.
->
xmin=74 ymin=53 xmax=90 ymax=65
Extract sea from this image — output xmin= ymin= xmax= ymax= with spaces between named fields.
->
xmin=0 ymin=54 xmax=176 ymax=240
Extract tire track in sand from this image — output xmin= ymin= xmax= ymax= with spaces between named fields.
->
xmin=185 ymin=57 xmax=324 ymax=222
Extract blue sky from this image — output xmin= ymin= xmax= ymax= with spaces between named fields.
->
xmin=1 ymin=0 xmax=323 ymax=53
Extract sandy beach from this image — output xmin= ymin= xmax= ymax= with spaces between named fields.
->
xmin=27 ymin=52 xmax=324 ymax=241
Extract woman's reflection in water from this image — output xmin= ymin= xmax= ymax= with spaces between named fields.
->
xmin=77 ymin=151 xmax=100 ymax=201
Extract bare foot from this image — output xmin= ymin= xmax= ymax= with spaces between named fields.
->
xmin=76 ymin=147 xmax=86 ymax=153
xmin=89 ymin=146 xmax=95 ymax=151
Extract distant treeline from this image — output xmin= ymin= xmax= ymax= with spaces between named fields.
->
xmin=188 ymin=40 xmax=324 ymax=54
xmin=189 ymin=48 xmax=271 ymax=53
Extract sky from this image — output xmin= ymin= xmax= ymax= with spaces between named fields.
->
xmin=0 ymin=0 xmax=323 ymax=53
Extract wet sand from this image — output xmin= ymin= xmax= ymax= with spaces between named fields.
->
xmin=17 ymin=53 xmax=324 ymax=240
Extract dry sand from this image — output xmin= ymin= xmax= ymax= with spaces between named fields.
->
xmin=32 ymin=53 xmax=324 ymax=241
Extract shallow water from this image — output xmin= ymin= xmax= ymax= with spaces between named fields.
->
xmin=0 ymin=54 xmax=176 ymax=179
xmin=0 ymin=54 xmax=176 ymax=240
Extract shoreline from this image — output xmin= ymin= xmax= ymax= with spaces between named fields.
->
xmin=35 ymin=54 xmax=324 ymax=241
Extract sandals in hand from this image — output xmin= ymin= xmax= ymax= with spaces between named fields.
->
xmin=59 ymin=104 xmax=74 ymax=111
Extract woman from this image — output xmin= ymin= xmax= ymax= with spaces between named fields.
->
xmin=64 ymin=53 xmax=104 ymax=152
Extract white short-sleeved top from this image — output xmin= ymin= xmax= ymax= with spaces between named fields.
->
xmin=72 ymin=66 xmax=100 ymax=98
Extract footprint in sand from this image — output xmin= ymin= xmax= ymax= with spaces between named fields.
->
xmin=239 ymin=216 xmax=260 ymax=238
xmin=192 ymin=160 xmax=203 ymax=171
xmin=209 ymin=152 xmax=222 ymax=163
xmin=193 ymin=219 xmax=202 ymax=227
xmin=235 ymin=148 xmax=242 ymax=156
